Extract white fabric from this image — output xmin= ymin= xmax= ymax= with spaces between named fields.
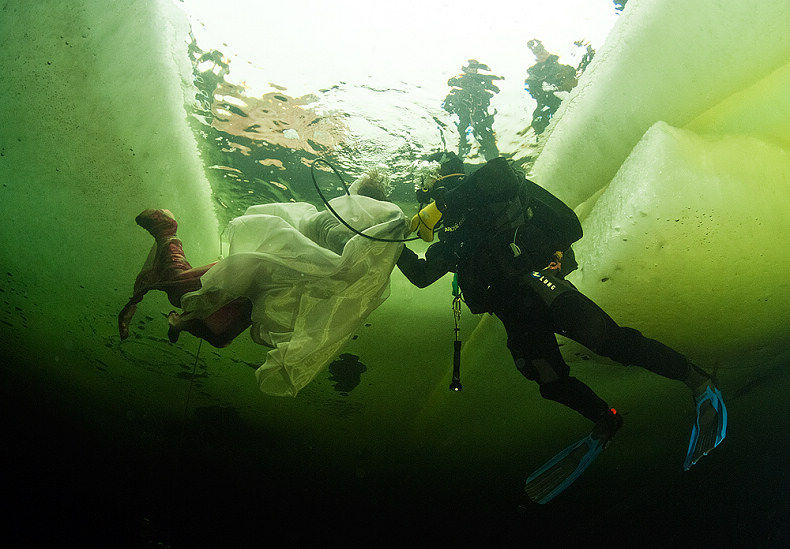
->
xmin=179 ymin=195 xmax=407 ymax=396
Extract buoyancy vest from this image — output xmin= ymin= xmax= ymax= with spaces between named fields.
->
xmin=438 ymin=158 xmax=583 ymax=313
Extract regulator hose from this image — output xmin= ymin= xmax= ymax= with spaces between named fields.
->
xmin=310 ymin=158 xmax=421 ymax=243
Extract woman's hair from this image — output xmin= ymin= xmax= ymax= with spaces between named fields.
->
xmin=349 ymin=167 xmax=392 ymax=201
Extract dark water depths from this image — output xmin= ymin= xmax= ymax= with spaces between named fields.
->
xmin=5 ymin=349 xmax=790 ymax=547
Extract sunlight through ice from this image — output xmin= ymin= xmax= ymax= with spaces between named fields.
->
xmin=178 ymin=0 xmax=619 ymax=98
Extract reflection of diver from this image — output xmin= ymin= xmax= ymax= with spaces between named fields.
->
xmin=399 ymin=153 xmax=727 ymax=503
xmin=524 ymin=40 xmax=579 ymax=135
xmin=442 ymin=59 xmax=503 ymax=161
xmin=574 ymin=40 xmax=595 ymax=75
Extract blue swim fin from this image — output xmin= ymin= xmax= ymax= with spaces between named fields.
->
xmin=683 ymin=386 xmax=727 ymax=470
xmin=525 ymin=434 xmax=603 ymax=504
xmin=525 ymin=409 xmax=621 ymax=504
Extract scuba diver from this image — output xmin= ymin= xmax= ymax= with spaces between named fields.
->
xmin=442 ymin=59 xmax=503 ymax=161
xmin=398 ymin=152 xmax=727 ymax=503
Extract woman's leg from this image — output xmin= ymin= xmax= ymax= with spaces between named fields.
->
xmin=167 ymin=297 xmax=253 ymax=348
xmin=132 ymin=209 xmax=209 ymax=306
xmin=118 ymin=209 xmax=215 ymax=339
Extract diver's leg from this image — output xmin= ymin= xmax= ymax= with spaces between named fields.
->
xmin=506 ymin=298 xmax=623 ymax=504
xmin=457 ymin=127 xmax=470 ymax=158
xmin=549 ymin=291 xmax=700 ymax=384
xmin=473 ymin=117 xmax=499 ymax=161
xmin=549 ymin=290 xmax=726 ymax=468
xmin=455 ymin=111 xmax=472 ymax=158
xmin=531 ymin=104 xmax=550 ymax=135
xmin=498 ymin=300 xmax=612 ymax=424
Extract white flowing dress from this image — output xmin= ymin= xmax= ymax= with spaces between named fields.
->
xmin=179 ymin=195 xmax=407 ymax=396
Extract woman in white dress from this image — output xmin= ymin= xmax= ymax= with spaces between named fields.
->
xmin=118 ymin=169 xmax=408 ymax=396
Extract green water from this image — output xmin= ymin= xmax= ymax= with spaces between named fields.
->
xmin=1 ymin=0 xmax=789 ymax=546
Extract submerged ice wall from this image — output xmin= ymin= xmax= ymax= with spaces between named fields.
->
xmin=529 ymin=0 xmax=790 ymax=361
xmin=0 ymin=1 xmax=217 ymax=383
xmin=533 ymin=0 xmax=790 ymax=210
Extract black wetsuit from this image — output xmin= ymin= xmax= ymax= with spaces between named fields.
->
xmin=397 ymin=158 xmax=693 ymax=422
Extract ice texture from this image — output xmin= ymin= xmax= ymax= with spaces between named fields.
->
xmin=467 ymin=0 xmax=790 ymax=367
xmin=572 ymin=121 xmax=790 ymax=359
xmin=531 ymin=0 xmax=790 ymax=210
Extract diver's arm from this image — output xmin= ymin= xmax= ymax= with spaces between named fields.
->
xmin=396 ymin=244 xmax=454 ymax=288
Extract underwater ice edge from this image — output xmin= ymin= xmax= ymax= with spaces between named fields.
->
xmin=1 ymin=0 xmax=789 ymax=544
